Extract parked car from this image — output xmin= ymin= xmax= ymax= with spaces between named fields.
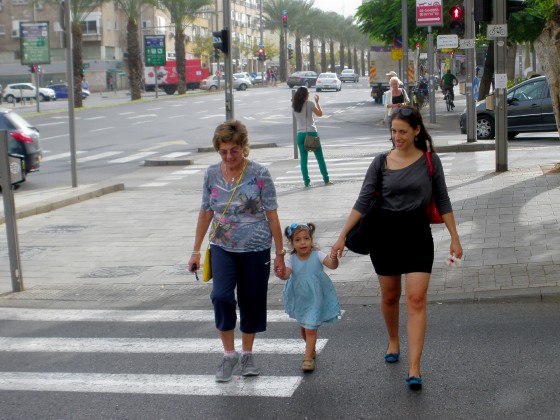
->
xmin=252 ymin=73 xmax=264 ymax=84
xmin=339 ymin=69 xmax=359 ymax=83
xmin=232 ymin=73 xmax=254 ymax=90
xmin=287 ymin=71 xmax=318 ymax=88
xmin=200 ymin=75 xmax=252 ymax=91
xmin=2 ymin=83 xmax=56 ymax=103
xmin=459 ymin=76 xmax=555 ymax=139
xmin=315 ymin=73 xmax=342 ymax=92
xmin=0 ymin=108 xmax=43 ymax=181
xmin=47 ymin=83 xmax=90 ymax=100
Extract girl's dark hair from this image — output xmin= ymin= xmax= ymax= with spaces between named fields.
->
xmin=292 ymin=87 xmax=309 ymax=113
xmin=284 ymin=222 xmax=316 ymax=254
xmin=389 ymin=105 xmax=435 ymax=152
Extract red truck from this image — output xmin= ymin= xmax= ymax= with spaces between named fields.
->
xmin=143 ymin=58 xmax=210 ymax=95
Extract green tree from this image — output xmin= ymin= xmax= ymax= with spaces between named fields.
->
xmin=114 ymin=0 xmax=149 ymax=100
xmin=159 ymin=0 xmax=213 ymax=94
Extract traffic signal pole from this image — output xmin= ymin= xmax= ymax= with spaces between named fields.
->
xmin=465 ymin=0 xmax=477 ymax=143
xmin=223 ymin=0 xmax=233 ymax=120
xmin=494 ymin=0 xmax=508 ymax=171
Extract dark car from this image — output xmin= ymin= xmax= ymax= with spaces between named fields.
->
xmin=0 ymin=108 xmax=42 ymax=181
xmin=287 ymin=71 xmax=318 ymax=88
xmin=47 ymin=83 xmax=90 ymax=100
xmin=459 ymin=76 xmax=555 ymax=139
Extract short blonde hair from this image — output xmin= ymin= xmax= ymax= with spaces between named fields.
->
xmin=212 ymin=120 xmax=251 ymax=157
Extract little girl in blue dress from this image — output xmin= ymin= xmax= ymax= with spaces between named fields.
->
xmin=277 ymin=222 xmax=341 ymax=372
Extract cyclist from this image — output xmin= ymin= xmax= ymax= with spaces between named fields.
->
xmin=441 ymin=69 xmax=458 ymax=109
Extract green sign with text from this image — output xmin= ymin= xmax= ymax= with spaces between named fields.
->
xmin=20 ymin=21 xmax=50 ymax=65
xmin=144 ymin=35 xmax=166 ymax=66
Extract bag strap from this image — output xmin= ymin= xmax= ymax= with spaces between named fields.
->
xmin=425 ymin=151 xmax=434 ymax=178
xmin=208 ymin=159 xmax=249 ymax=245
xmin=373 ymin=153 xmax=386 ymax=200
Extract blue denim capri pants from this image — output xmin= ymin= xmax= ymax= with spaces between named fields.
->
xmin=209 ymin=245 xmax=271 ymax=333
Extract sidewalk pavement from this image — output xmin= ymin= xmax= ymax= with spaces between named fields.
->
xmin=1 ymin=102 xmax=559 ymax=306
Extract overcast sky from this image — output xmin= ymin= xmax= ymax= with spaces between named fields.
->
xmin=311 ymin=0 xmax=362 ymax=17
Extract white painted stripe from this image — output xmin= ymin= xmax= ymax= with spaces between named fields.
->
xmin=108 ymin=152 xmax=157 ymax=163
xmin=161 ymin=152 xmax=191 ymax=158
xmin=85 ymin=116 xmax=106 ymax=120
xmin=42 ymin=151 xmax=87 ymax=162
xmin=125 ymin=114 xmax=157 ymax=119
xmin=118 ymin=112 xmax=135 ymax=115
xmin=171 ymin=170 xmax=200 ymax=175
xmin=40 ymin=134 xmax=68 ymax=141
xmin=89 ymin=126 xmax=115 ymax=133
xmin=0 ymin=337 xmax=327 ymax=354
xmin=139 ymin=182 xmax=169 ymax=187
xmin=35 ymin=121 xmax=66 ymax=127
xmin=77 ymin=151 xmax=123 ymax=162
xmin=0 ymin=372 xmax=301 ymax=397
xmin=0 ymin=308 xmax=294 ymax=322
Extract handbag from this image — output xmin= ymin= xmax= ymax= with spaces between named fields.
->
xmin=202 ymin=159 xmax=249 ymax=282
xmin=304 ymin=135 xmax=321 ymax=152
xmin=303 ymin=102 xmax=321 ymax=152
xmin=345 ymin=153 xmax=386 ymax=254
xmin=425 ymin=151 xmax=444 ymax=224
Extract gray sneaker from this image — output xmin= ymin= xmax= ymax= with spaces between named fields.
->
xmin=241 ymin=353 xmax=260 ymax=376
xmin=215 ymin=353 xmax=239 ymax=383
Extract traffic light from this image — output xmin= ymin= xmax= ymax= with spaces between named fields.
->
xmin=474 ymin=0 xmax=492 ymax=22
xmin=212 ymin=29 xmax=229 ymax=55
xmin=449 ymin=5 xmax=464 ymax=35
xmin=28 ymin=65 xmax=37 ymax=73
xmin=282 ymin=10 xmax=288 ymax=28
xmin=81 ymin=67 xmax=86 ymax=74
xmin=258 ymin=48 xmax=265 ymax=61
xmin=288 ymin=48 xmax=293 ymax=60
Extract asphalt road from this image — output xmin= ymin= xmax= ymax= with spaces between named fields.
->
xmin=0 ymin=301 xmax=559 ymax=419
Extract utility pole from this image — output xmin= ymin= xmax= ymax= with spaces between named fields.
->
xmin=464 ymin=0 xmax=477 ymax=142
xmin=222 ymin=0 xmax=233 ymax=120
xmin=493 ymin=0 xmax=508 ymax=171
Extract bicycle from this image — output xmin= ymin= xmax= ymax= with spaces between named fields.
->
xmin=443 ymin=87 xmax=454 ymax=111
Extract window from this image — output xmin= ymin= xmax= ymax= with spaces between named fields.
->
xmin=156 ymin=16 xmax=166 ymax=35
xmin=0 ymin=24 xmax=5 ymax=35
xmin=81 ymin=20 xmax=98 ymax=35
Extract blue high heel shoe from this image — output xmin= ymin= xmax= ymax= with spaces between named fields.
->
xmin=406 ymin=376 xmax=423 ymax=390
xmin=384 ymin=347 xmax=400 ymax=363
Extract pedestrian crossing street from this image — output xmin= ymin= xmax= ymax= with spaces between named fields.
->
xmin=0 ymin=308 xmax=340 ymax=398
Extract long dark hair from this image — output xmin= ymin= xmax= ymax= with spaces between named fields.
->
xmin=292 ymin=87 xmax=309 ymax=113
xmin=389 ymin=105 xmax=435 ymax=152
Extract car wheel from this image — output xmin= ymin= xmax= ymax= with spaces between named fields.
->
xmin=209 ymin=85 xmax=217 ymax=90
xmin=316 ymin=88 xmax=321 ymax=92
xmin=5 ymin=95 xmax=15 ymax=104
xmin=476 ymin=115 xmax=495 ymax=139
xmin=238 ymin=84 xmax=247 ymax=91
xmin=304 ymin=81 xmax=309 ymax=88
xmin=39 ymin=93 xmax=47 ymax=102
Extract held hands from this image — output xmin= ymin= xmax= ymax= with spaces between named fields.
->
xmin=331 ymin=238 xmax=346 ymax=260
xmin=274 ymin=255 xmax=286 ymax=279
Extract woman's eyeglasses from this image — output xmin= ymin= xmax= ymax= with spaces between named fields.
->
xmin=218 ymin=147 xmax=242 ymax=157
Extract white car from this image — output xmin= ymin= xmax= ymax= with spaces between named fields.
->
xmin=200 ymin=75 xmax=253 ymax=91
xmin=339 ymin=69 xmax=359 ymax=83
xmin=2 ymin=83 xmax=56 ymax=103
xmin=315 ymin=73 xmax=342 ymax=92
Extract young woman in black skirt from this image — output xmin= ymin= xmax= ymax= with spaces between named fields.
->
xmin=331 ymin=105 xmax=463 ymax=390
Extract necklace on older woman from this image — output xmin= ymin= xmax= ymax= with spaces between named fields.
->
xmin=222 ymin=160 xmax=245 ymax=183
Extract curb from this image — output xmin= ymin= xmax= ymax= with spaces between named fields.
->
xmin=0 ymin=182 xmax=125 ymax=225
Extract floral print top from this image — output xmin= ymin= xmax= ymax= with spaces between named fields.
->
xmin=201 ymin=160 xmax=278 ymax=252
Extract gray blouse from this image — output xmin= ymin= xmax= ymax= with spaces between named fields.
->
xmin=293 ymin=101 xmax=318 ymax=133
xmin=353 ymin=151 xmax=452 ymax=215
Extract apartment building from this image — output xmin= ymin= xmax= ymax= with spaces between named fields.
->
xmin=0 ymin=0 xmax=271 ymax=91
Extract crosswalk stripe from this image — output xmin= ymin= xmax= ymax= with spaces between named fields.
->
xmin=108 ymin=152 xmax=158 ymax=163
xmin=77 ymin=151 xmax=123 ymax=162
xmin=0 ymin=337 xmax=327 ymax=354
xmin=0 ymin=372 xmax=302 ymax=397
xmin=0 ymin=308 xmax=295 ymax=322
xmin=42 ymin=151 xmax=87 ymax=162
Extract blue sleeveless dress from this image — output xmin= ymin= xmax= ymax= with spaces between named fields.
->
xmin=283 ymin=251 xmax=341 ymax=330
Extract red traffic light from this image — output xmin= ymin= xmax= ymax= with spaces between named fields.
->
xmin=450 ymin=5 xmax=463 ymax=20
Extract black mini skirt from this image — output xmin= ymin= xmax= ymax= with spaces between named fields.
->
xmin=369 ymin=208 xmax=434 ymax=275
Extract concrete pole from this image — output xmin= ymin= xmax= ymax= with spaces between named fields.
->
xmin=222 ymin=0 xmax=234 ymax=120
xmin=64 ymin=0 xmax=78 ymax=187
xmin=428 ymin=26 xmax=436 ymax=123
xmin=494 ymin=0 xmax=508 ymax=171
xmin=464 ymin=0 xmax=477 ymax=142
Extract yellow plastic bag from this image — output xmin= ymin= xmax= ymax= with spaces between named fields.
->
xmin=202 ymin=248 xmax=212 ymax=282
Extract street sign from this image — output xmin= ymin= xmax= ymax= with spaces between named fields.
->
xmin=459 ymin=39 xmax=475 ymax=49
xmin=437 ymin=35 xmax=458 ymax=49
xmin=144 ymin=35 xmax=166 ymax=67
xmin=487 ymin=24 xmax=507 ymax=38
xmin=416 ymin=0 xmax=443 ymax=27
xmin=19 ymin=22 xmax=51 ymax=65
xmin=391 ymin=48 xmax=403 ymax=60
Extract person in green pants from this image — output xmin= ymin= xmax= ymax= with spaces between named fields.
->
xmin=292 ymin=87 xmax=332 ymax=187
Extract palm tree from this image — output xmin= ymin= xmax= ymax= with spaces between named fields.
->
xmin=159 ymin=0 xmax=213 ymax=94
xmin=115 ymin=0 xmax=150 ymax=100
xmin=65 ymin=0 xmax=106 ymax=108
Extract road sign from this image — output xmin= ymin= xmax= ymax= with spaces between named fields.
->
xmin=144 ymin=35 xmax=166 ymax=67
xmin=459 ymin=39 xmax=475 ymax=49
xmin=437 ymin=34 xmax=458 ymax=49
xmin=473 ymin=77 xmax=480 ymax=102
xmin=487 ymin=24 xmax=507 ymax=38
xmin=391 ymin=48 xmax=403 ymax=60
xmin=19 ymin=22 xmax=51 ymax=65
xmin=416 ymin=0 xmax=443 ymax=26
